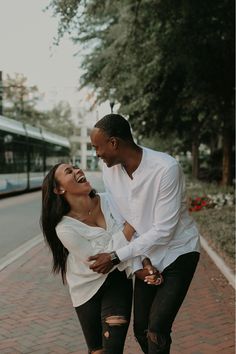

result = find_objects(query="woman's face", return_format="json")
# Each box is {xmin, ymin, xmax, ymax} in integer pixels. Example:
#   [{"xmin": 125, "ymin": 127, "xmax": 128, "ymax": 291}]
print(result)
[{"xmin": 54, "ymin": 164, "xmax": 92, "ymax": 196}]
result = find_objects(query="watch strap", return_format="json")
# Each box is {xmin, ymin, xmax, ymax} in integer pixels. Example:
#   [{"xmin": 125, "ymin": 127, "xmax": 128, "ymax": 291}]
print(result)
[{"xmin": 110, "ymin": 251, "xmax": 121, "ymax": 265}]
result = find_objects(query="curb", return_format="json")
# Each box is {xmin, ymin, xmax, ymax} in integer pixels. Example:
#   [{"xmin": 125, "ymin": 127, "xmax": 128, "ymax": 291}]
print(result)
[
  {"xmin": 0, "ymin": 233, "xmax": 43, "ymax": 271},
  {"xmin": 200, "ymin": 235, "xmax": 235, "ymax": 289}
]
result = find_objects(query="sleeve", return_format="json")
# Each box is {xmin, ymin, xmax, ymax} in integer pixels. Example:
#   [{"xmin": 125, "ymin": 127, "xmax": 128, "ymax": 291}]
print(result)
[
  {"xmin": 56, "ymin": 223, "xmax": 129, "ymax": 258},
  {"xmin": 116, "ymin": 164, "xmax": 184, "ymax": 261},
  {"xmin": 132, "ymin": 257, "xmax": 144, "ymax": 273},
  {"xmin": 56, "ymin": 224, "xmax": 93, "ymax": 260},
  {"xmin": 109, "ymin": 230, "xmax": 130, "ymax": 250}
]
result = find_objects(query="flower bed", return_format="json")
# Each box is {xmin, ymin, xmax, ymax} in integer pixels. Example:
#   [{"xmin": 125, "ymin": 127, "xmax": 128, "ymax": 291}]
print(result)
[
  {"xmin": 188, "ymin": 193, "xmax": 235, "ymax": 211},
  {"xmin": 187, "ymin": 180, "xmax": 235, "ymax": 271}
]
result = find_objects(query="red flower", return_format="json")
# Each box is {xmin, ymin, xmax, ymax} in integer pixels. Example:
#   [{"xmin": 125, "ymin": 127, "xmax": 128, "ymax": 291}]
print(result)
[{"xmin": 189, "ymin": 195, "xmax": 211, "ymax": 212}]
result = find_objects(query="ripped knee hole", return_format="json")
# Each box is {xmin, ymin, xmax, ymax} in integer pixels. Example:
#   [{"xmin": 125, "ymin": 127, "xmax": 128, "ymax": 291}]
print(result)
[
  {"xmin": 147, "ymin": 331, "xmax": 158, "ymax": 344},
  {"xmin": 105, "ymin": 315, "xmax": 128, "ymax": 326}
]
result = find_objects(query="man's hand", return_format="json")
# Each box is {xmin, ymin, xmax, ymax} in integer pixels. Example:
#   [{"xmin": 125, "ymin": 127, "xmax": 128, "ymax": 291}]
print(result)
[{"xmin": 88, "ymin": 253, "xmax": 113, "ymax": 274}]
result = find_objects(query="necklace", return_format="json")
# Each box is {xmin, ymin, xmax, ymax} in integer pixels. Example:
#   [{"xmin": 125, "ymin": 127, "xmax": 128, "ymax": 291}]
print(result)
[{"xmin": 69, "ymin": 197, "xmax": 96, "ymax": 221}]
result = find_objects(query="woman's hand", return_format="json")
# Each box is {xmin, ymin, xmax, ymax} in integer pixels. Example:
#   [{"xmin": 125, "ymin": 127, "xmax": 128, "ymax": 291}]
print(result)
[
  {"xmin": 144, "ymin": 271, "xmax": 164, "ymax": 286},
  {"xmin": 123, "ymin": 222, "xmax": 136, "ymax": 241},
  {"xmin": 135, "ymin": 257, "xmax": 164, "ymax": 286}
]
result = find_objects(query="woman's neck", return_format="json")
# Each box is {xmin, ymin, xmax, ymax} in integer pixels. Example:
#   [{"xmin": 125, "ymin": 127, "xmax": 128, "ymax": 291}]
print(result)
[{"xmin": 67, "ymin": 195, "xmax": 98, "ymax": 222}]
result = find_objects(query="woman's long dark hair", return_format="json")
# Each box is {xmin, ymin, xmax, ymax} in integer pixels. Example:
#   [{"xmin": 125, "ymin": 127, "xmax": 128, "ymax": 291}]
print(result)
[
  {"xmin": 40, "ymin": 163, "xmax": 69, "ymax": 283},
  {"xmin": 40, "ymin": 163, "xmax": 97, "ymax": 284}
]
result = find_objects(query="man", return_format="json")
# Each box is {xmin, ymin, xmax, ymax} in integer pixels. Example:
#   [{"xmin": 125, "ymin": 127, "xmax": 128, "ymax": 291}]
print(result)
[{"xmin": 89, "ymin": 114, "xmax": 200, "ymax": 354}]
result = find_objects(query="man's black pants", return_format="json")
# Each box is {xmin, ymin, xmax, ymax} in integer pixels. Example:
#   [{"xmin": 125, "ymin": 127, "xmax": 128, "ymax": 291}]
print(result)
[{"xmin": 134, "ymin": 252, "xmax": 200, "ymax": 354}]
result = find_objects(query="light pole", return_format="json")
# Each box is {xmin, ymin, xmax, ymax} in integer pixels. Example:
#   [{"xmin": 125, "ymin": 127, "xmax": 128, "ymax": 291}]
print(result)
[
  {"xmin": 109, "ymin": 88, "xmax": 115, "ymax": 113},
  {"xmin": 110, "ymin": 100, "xmax": 115, "ymax": 113}
]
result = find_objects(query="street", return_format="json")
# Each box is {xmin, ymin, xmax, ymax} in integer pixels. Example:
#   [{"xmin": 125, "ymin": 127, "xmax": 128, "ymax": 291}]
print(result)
[{"xmin": 0, "ymin": 171, "xmax": 104, "ymax": 260}]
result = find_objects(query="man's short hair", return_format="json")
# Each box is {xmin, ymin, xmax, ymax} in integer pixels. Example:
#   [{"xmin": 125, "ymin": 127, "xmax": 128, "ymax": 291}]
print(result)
[{"xmin": 95, "ymin": 114, "xmax": 133, "ymax": 141}]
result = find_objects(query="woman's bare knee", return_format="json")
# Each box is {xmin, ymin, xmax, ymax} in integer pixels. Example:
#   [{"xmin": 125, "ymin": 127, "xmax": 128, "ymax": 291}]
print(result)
[{"xmin": 105, "ymin": 315, "xmax": 128, "ymax": 326}]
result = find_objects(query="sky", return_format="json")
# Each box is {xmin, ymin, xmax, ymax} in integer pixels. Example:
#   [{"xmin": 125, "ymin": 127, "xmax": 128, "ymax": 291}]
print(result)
[{"xmin": 0, "ymin": 0, "xmax": 108, "ymax": 120}]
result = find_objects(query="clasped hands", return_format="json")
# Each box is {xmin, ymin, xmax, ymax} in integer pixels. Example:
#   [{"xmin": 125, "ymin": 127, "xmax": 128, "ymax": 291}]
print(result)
[
  {"xmin": 135, "ymin": 263, "xmax": 164, "ymax": 286},
  {"xmin": 88, "ymin": 254, "xmax": 163, "ymax": 286}
]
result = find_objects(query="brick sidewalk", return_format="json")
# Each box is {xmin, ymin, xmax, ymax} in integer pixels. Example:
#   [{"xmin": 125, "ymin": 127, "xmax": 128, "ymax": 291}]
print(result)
[{"xmin": 0, "ymin": 243, "xmax": 234, "ymax": 354}]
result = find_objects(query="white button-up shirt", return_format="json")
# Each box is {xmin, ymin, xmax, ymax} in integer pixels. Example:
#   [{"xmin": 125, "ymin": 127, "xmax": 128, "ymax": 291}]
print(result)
[
  {"xmin": 102, "ymin": 147, "xmax": 200, "ymax": 272},
  {"xmin": 56, "ymin": 193, "xmax": 131, "ymax": 307}
]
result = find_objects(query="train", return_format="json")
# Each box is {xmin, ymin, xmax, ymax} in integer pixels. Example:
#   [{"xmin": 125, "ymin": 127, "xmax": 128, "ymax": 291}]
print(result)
[{"xmin": 0, "ymin": 115, "xmax": 71, "ymax": 196}]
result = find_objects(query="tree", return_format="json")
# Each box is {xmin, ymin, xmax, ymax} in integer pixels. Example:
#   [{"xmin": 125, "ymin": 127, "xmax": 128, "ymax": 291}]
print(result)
[
  {"xmin": 3, "ymin": 73, "xmax": 43, "ymax": 126},
  {"xmin": 49, "ymin": 0, "xmax": 235, "ymax": 184},
  {"xmin": 42, "ymin": 101, "xmax": 75, "ymax": 137},
  {"xmin": 3, "ymin": 73, "xmax": 76, "ymax": 138}
]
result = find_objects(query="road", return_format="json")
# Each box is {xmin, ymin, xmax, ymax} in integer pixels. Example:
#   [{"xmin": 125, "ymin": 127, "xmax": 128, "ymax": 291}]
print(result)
[{"xmin": 0, "ymin": 171, "xmax": 104, "ymax": 260}]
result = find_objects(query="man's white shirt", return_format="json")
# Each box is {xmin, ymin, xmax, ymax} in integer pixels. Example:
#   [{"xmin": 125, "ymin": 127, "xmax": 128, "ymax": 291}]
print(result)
[{"xmin": 102, "ymin": 147, "xmax": 200, "ymax": 273}]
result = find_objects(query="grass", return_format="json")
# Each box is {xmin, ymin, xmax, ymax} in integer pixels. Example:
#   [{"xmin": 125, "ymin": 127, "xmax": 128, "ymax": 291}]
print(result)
[
  {"xmin": 186, "ymin": 178, "xmax": 234, "ymax": 196},
  {"xmin": 191, "ymin": 206, "xmax": 235, "ymax": 270}
]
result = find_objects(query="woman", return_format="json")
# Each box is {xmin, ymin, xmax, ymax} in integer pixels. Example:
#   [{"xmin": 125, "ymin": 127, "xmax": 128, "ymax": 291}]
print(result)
[{"xmin": 40, "ymin": 163, "xmax": 161, "ymax": 354}]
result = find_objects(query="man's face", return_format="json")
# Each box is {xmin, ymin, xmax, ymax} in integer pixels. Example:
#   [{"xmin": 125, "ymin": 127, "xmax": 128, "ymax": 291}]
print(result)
[{"xmin": 90, "ymin": 127, "xmax": 120, "ymax": 168}]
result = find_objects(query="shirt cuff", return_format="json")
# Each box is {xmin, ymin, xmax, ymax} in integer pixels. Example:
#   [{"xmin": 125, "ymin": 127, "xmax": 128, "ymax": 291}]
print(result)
[
  {"xmin": 116, "ymin": 244, "xmax": 132, "ymax": 262},
  {"xmin": 132, "ymin": 257, "xmax": 143, "ymax": 273}
]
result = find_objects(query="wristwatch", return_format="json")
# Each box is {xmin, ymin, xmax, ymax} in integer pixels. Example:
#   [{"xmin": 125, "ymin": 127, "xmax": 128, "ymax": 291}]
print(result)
[{"xmin": 109, "ymin": 251, "xmax": 121, "ymax": 265}]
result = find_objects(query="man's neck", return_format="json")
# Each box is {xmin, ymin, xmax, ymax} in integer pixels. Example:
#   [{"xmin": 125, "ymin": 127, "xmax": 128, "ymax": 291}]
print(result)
[{"xmin": 121, "ymin": 145, "xmax": 143, "ymax": 178}]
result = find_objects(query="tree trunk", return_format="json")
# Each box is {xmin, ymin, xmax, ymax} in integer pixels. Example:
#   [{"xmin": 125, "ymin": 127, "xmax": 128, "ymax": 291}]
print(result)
[
  {"xmin": 221, "ymin": 123, "xmax": 232, "ymax": 185},
  {"xmin": 192, "ymin": 140, "xmax": 199, "ymax": 179}
]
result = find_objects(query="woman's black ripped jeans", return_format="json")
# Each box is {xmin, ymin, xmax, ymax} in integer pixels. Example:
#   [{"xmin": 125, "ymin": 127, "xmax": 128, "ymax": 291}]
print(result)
[
  {"xmin": 75, "ymin": 269, "xmax": 133, "ymax": 354},
  {"xmin": 134, "ymin": 252, "xmax": 200, "ymax": 354}
]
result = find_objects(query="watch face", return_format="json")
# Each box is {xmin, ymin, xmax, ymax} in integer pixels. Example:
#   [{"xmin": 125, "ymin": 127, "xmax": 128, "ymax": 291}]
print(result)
[
  {"xmin": 110, "ymin": 252, "xmax": 116, "ymax": 261},
  {"xmin": 110, "ymin": 252, "xmax": 120, "ymax": 265}
]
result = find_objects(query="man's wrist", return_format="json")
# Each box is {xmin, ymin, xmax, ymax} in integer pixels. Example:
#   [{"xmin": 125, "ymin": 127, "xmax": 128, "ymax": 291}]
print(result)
[
  {"xmin": 142, "ymin": 257, "xmax": 151, "ymax": 267},
  {"xmin": 109, "ymin": 251, "xmax": 121, "ymax": 265}
]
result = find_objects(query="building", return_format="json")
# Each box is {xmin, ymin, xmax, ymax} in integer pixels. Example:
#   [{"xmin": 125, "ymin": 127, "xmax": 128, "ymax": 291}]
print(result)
[{"xmin": 70, "ymin": 99, "xmax": 113, "ymax": 170}]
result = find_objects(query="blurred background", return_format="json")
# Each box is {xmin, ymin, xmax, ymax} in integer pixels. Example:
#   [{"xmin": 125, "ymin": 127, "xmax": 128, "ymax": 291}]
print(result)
[{"xmin": 0, "ymin": 0, "xmax": 234, "ymax": 182}]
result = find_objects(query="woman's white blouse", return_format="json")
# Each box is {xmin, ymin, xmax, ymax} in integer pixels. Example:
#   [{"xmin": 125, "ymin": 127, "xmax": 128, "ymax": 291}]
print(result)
[{"xmin": 56, "ymin": 193, "xmax": 131, "ymax": 307}]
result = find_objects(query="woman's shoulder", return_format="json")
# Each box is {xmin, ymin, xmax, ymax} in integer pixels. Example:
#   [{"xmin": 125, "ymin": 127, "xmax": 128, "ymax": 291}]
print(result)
[{"xmin": 56, "ymin": 216, "xmax": 84, "ymax": 234}]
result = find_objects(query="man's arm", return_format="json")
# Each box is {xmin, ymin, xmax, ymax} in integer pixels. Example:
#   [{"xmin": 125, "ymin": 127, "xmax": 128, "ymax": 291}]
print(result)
[{"xmin": 89, "ymin": 164, "xmax": 183, "ymax": 272}]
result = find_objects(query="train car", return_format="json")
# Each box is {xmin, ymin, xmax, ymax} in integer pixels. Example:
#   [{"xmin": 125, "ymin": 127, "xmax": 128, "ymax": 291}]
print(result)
[{"xmin": 0, "ymin": 115, "xmax": 71, "ymax": 196}]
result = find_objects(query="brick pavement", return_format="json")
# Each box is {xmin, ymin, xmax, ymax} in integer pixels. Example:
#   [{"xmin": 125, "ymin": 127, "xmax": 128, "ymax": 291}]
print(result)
[{"xmin": 0, "ymin": 243, "xmax": 234, "ymax": 354}]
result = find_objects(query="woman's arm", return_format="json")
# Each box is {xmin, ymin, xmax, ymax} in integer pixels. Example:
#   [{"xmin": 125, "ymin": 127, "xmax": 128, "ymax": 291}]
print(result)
[{"xmin": 122, "ymin": 222, "xmax": 136, "ymax": 241}]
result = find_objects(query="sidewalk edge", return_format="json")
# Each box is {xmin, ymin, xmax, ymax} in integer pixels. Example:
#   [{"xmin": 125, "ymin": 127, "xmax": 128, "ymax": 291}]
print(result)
[
  {"xmin": 0, "ymin": 234, "xmax": 43, "ymax": 271},
  {"xmin": 200, "ymin": 235, "xmax": 235, "ymax": 289}
]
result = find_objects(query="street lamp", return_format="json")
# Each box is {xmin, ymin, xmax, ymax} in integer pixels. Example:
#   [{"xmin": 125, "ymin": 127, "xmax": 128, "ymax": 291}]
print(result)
[
  {"xmin": 109, "ymin": 88, "xmax": 116, "ymax": 113},
  {"xmin": 110, "ymin": 100, "xmax": 115, "ymax": 113}
]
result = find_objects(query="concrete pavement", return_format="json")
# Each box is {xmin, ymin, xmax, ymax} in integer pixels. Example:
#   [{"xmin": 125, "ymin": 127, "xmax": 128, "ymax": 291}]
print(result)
[{"xmin": 0, "ymin": 241, "xmax": 235, "ymax": 354}]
